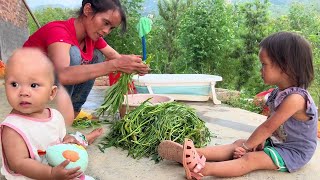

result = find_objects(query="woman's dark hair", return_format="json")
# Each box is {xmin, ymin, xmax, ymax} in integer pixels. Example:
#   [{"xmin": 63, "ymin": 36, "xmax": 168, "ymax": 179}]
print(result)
[
  {"xmin": 259, "ymin": 32, "xmax": 314, "ymax": 89},
  {"xmin": 78, "ymin": 0, "xmax": 127, "ymax": 32}
]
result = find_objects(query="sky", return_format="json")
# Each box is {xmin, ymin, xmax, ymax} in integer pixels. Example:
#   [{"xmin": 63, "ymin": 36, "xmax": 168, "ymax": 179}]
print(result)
[{"xmin": 26, "ymin": 0, "xmax": 81, "ymax": 9}]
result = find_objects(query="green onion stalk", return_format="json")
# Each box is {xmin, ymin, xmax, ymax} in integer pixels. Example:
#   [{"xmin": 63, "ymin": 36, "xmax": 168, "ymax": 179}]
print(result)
[
  {"xmin": 98, "ymin": 101, "xmax": 212, "ymax": 163},
  {"xmin": 96, "ymin": 56, "xmax": 152, "ymax": 118},
  {"xmin": 96, "ymin": 73, "xmax": 134, "ymax": 117}
]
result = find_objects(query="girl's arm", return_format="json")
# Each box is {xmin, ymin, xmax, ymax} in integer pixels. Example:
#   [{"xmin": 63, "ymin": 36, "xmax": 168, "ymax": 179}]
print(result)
[
  {"xmin": 244, "ymin": 94, "xmax": 306, "ymax": 150},
  {"xmin": 1, "ymin": 126, "xmax": 80, "ymax": 179},
  {"xmin": 47, "ymin": 42, "xmax": 149, "ymax": 85}
]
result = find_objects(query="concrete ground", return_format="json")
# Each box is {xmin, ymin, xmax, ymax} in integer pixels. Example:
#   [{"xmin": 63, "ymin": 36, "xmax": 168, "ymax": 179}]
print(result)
[{"xmin": 0, "ymin": 82, "xmax": 319, "ymax": 180}]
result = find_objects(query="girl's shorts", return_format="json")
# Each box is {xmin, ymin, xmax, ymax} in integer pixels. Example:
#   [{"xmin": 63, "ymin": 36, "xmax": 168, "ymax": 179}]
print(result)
[{"xmin": 263, "ymin": 139, "xmax": 288, "ymax": 172}]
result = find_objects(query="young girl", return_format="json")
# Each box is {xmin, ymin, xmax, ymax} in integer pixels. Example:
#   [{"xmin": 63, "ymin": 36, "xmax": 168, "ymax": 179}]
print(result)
[
  {"xmin": 158, "ymin": 32, "xmax": 318, "ymax": 179},
  {"xmin": 1, "ymin": 48, "xmax": 93, "ymax": 180}
]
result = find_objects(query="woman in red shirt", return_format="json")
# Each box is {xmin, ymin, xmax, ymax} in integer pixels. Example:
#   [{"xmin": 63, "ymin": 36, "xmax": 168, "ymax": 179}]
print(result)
[{"xmin": 24, "ymin": 0, "xmax": 149, "ymax": 143}]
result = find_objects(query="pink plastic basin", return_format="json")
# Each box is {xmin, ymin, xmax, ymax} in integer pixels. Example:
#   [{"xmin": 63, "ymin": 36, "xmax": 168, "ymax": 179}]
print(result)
[{"xmin": 119, "ymin": 94, "xmax": 174, "ymax": 118}]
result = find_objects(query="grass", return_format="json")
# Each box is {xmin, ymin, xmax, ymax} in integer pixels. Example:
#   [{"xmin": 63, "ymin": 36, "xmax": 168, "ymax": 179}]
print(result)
[
  {"xmin": 224, "ymin": 95, "xmax": 263, "ymax": 114},
  {"xmin": 71, "ymin": 117, "xmax": 103, "ymax": 129}
]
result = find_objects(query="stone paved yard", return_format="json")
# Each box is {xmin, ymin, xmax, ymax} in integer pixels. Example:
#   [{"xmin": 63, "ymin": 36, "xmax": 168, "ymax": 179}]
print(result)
[{"xmin": 0, "ymin": 82, "xmax": 319, "ymax": 180}]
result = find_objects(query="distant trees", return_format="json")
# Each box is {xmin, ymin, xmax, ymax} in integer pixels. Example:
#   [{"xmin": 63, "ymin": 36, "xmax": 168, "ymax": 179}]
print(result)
[
  {"xmin": 27, "ymin": 0, "xmax": 320, "ymax": 104},
  {"xmin": 28, "ymin": 8, "xmax": 75, "ymax": 34},
  {"xmin": 105, "ymin": 0, "xmax": 144, "ymax": 55},
  {"xmin": 156, "ymin": 0, "xmax": 182, "ymax": 73},
  {"xmin": 234, "ymin": 0, "xmax": 270, "ymax": 92},
  {"xmin": 178, "ymin": 0, "xmax": 234, "ymax": 75}
]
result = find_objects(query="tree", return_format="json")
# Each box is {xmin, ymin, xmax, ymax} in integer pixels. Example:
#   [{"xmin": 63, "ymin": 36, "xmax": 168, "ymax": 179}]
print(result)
[
  {"xmin": 28, "ymin": 7, "xmax": 76, "ymax": 34},
  {"xmin": 105, "ymin": 0, "xmax": 144, "ymax": 55},
  {"xmin": 234, "ymin": 0, "xmax": 270, "ymax": 92},
  {"xmin": 177, "ymin": 0, "xmax": 235, "ymax": 75},
  {"xmin": 155, "ymin": 0, "xmax": 183, "ymax": 73},
  {"xmin": 145, "ymin": 0, "xmax": 192, "ymax": 74},
  {"xmin": 272, "ymin": 1, "xmax": 320, "ymax": 105},
  {"xmin": 287, "ymin": 2, "xmax": 320, "ymax": 105}
]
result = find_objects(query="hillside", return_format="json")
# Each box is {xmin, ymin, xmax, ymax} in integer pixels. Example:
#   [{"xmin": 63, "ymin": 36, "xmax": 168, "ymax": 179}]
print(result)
[
  {"xmin": 143, "ymin": 0, "xmax": 319, "ymax": 16},
  {"xmin": 33, "ymin": 4, "xmax": 69, "ymax": 10},
  {"xmin": 233, "ymin": 0, "xmax": 313, "ymax": 5},
  {"xmin": 29, "ymin": 0, "xmax": 319, "ymax": 17},
  {"xmin": 228, "ymin": 0, "xmax": 319, "ymax": 16}
]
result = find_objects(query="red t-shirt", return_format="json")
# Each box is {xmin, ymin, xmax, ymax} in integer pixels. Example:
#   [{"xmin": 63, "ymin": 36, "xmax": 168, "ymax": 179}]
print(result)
[{"xmin": 23, "ymin": 18, "xmax": 107, "ymax": 61}]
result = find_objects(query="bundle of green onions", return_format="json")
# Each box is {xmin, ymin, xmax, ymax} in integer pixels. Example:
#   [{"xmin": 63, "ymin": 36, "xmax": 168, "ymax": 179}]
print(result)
[
  {"xmin": 96, "ymin": 73, "xmax": 133, "ymax": 117},
  {"xmin": 98, "ymin": 101, "xmax": 212, "ymax": 163}
]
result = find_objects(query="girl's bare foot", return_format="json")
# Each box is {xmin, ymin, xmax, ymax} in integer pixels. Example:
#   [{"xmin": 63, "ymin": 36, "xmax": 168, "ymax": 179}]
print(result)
[{"xmin": 85, "ymin": 128, "xmax": 103, "ymax": 144}]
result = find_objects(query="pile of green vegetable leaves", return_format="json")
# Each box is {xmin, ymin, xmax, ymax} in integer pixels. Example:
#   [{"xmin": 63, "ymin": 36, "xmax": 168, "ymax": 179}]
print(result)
[
  {"xmin": 98, "ymin": 101, "xmax": 212, "ymax": 163},
  {"xmin": 72, "ymin": 117, "xmax": 102, "ymax": 129}
]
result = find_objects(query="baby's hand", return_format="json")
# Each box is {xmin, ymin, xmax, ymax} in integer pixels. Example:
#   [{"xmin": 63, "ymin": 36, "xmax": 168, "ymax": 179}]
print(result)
[
  {"xmin": 233, "ymin": 146, "xmax": 247, "ymax": 159},
  {"xmin": 51, "ymin": 160, "xmax": 82, "ymax": 180},
  {"xmin": 62, "ymin": 135, "xmax": 81, "ymax": 146}
]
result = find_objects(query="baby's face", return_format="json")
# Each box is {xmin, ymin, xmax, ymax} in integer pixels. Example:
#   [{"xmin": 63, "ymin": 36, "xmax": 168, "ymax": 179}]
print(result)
[{"xmin": 4, "ymin": 49, "xmax": 57, "ymax": 118}]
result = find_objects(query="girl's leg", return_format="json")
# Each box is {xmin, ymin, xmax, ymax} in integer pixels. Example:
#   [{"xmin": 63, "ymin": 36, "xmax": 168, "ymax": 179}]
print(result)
[
  {"xmin": 201, "ymin": 151, "xmax": 278, "ymax": 177},
  {"xmin": 197, "ymin": 139, "xmax": 246, "ymax": 161},
  {"xmin": 158, "ymin": 139, "xmax": 247, "ymax": 163}
]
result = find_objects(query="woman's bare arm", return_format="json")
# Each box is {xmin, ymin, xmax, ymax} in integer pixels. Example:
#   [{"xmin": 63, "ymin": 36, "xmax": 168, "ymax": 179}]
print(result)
[
  {"xmin": 47, "ymin": 42, "xmax": 149, "ymax": 85},
  {"xmin": 47, "ymin": 42, "xmax": 117, "ymax": 85}
]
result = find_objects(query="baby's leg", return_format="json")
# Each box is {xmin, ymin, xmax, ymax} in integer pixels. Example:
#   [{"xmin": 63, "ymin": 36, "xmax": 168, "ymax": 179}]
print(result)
[
  {"xmin": 197, "ymin": 139, "xmax": 246, "ymax": 161},
  {"xmin": 201, "ymin": 151, "xmax": 277, "ymax": 177},
  {"xmin": 85, "ymin": 128, "xmax": 103, "ymax": 145}
]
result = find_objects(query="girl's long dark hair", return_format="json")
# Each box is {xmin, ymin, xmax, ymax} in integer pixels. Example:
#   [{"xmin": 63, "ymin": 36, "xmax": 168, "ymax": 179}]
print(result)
[{"xmin": 259, "ymin": 32, "xmax": 314, "ymax": 89}]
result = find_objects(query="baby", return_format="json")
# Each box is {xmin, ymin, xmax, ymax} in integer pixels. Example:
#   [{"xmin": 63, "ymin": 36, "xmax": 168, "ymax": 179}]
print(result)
[{"xmin": 1, "ymin": 48, "xmax": 94, "ymax": 180}]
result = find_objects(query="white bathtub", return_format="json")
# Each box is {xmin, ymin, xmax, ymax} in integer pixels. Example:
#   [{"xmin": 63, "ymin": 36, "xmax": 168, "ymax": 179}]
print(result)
[{"xmin": 132, "ymin": 74, "xmax": 223, "ymax": 104}]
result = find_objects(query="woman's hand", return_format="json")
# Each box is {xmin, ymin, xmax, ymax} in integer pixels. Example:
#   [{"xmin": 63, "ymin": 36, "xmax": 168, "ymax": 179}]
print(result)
[
  {"xmin": 111, "ymin": 54, "xmax": 150, "ymax": 75},
  {"xmin": 50, "ymin": 160, "xmax": 82, "ymax": 180}
]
